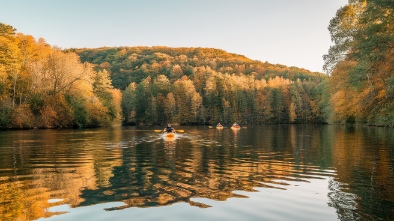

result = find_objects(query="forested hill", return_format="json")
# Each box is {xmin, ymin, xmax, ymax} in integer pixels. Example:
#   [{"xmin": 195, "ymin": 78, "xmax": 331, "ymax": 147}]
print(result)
[
  {"xmin": 71, "ymin": 47, "xmax": 330, "ymax": 126},
  {"xmin": 0, "ymin": 20, "xmax": 330, "ymax": 129},
  {"xmin": 71, "ymin": 47, "xmax": 324, "ymax": 90}
]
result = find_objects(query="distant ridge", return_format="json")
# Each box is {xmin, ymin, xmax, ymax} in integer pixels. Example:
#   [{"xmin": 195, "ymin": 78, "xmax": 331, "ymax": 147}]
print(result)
[
  {"xmin": 69, "ymin": 46, "xmax": 329, "ymax": 126},
  {"xmin": 71, "ymin": 46, "xmax": 324, "ymax": 90}
]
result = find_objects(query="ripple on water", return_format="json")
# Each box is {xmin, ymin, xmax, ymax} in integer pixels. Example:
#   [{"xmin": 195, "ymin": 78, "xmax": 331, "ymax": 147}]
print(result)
[{"xmin": 1, "ymin": 126, "xmax": 392, "ymax": 221}]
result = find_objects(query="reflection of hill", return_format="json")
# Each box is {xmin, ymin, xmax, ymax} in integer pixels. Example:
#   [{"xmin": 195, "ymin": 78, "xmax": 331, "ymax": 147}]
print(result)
[
  {"xmin": 77, "ymin": 146, "xmax": 296, "ymax": 209},
  {"xmin": 0, "ymin": 128, "xmax": 124, "ymax": 220},
  {"xmin": 0, "ymin": 126, "xmax": 337, "ymax": 220},
  {"xmin": 1, "ymin": 126, "xmax": 393, "ymax": 220},
  {"xmin": 0, "ymin": 179, "xmax": 64, "ymax": 221},
  {"xmin": 77, "ymin": 126, "xmax": 335, "ymax": 210}
]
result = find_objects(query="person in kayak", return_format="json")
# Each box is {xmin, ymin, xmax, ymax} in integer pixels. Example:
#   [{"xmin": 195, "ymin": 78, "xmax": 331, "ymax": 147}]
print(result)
[{"xmin": 163, "ymin": 124, "xmax": 175, "ymax": 133}]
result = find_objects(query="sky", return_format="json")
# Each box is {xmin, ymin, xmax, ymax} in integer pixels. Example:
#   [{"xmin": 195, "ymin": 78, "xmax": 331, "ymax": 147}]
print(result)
[{"xmin": 0, "ymin": 0, "xmax": 347, "ymax": 73}]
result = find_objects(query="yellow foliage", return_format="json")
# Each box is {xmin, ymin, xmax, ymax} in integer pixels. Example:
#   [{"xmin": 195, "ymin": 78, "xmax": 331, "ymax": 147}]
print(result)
[
  {"xmin": 377, "ymin": 89, "xmax": 386, "ymax": 99},
  {"xmin": 267, "ymin": 76, "xmax": 292, "ymax": 88},
  {"xmin": 109, "ymin": 88, "xmax": 123, "ymax": 121}
]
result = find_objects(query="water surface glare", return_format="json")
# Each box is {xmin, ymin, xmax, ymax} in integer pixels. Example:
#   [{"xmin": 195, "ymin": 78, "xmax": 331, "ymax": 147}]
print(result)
[{"xmin": 0, "ymin": 125, "xmax": 393, "ymax": 221}]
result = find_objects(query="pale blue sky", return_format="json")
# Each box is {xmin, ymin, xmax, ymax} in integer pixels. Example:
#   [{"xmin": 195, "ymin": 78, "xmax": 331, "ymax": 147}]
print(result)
[{"xmin": 0, "ymin": 0, "xmax": 346, "ymax": 73}]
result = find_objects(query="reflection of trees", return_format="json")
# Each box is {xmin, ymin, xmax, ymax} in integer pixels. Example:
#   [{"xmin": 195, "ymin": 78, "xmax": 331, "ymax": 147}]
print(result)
[
  {"xmin": 327, "ymin": 178, "xmax": 359, "ymax": 220},
  {"xmin": 0, "ymin": 180, "xmax": 59, "ymax": 220},
  {"xmin": 0, "ymin": 128, "xmax": 124, "ymax": 220},
  {"xmin": 1, "ymin": 126, "xmax": 393, "ymax": 220},
  {"xmin": 0, "ymin": 125, "xmax": 336, "ymax": 219},
  {"xmin": 329, "ymin": 126, "xmax": 394, "ymax": 220},
  {"xmin": 76, "ymin": 126, "xmax": 334, "ymax": 210}
]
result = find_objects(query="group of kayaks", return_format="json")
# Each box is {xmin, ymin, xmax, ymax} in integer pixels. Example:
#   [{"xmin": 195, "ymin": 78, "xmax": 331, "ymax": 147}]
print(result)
[
  {"xmin": 158, "ymin": 122, "xmax": 244, "ymax": 140},
  {"xmin": 210, "ymin": 122, "xmax": 244, "ymax": 130}
]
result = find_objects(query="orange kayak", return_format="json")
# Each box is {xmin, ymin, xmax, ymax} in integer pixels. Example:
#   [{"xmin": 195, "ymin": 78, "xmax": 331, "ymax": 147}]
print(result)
[
  {"xmin": 162, "ymin": 132, "xmax": 176, "ymax": 141},
  {"xmin": 166, "ymin": 133, "xmax": 175, "ymax": 137}
]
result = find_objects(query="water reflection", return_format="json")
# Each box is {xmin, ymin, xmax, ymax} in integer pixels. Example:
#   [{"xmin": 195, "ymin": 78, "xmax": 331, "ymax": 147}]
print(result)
[{"xmin": 0, "ymin": 125, "xmax": 393, "ymax": 220}]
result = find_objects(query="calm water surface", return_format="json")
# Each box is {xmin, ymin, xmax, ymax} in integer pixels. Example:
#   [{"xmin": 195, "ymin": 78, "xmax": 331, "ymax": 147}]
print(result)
[{"xmin": 0, "ymin": 125, "xmax": 393, "ymax": 221}]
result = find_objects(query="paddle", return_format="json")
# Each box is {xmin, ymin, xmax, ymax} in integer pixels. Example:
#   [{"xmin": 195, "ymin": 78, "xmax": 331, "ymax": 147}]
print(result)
[{"xmin": 154, "ymin": 129, "xmax": 184, "ymax": 133}]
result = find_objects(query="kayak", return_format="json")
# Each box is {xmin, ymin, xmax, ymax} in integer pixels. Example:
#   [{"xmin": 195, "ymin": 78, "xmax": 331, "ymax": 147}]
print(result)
[
  {"xmin": 162, "ymin": 132, "xmax": 176, "ymax": 141},
  {"xmin": 231, "ymin": 125, "xmax": 240, "ymax": 130},
  {"xmin": 216, "ymin": 125, "xmax": 224, "ymax": 129},
  {"xmin": 165, "ymin": 132, "xmax": 175, "ymax": 138}
]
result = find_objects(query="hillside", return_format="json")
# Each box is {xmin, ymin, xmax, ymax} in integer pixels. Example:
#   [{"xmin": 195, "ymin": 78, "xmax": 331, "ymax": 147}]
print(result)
[
  {"xmin": 72, "ymin": 47, "xmax": 330, "ymax": 125},
  {"xmin": 0, "ymin": 20, "xmax": 329, "ymax": 129},
  {"xmin": 71, "ymin": 47, "xmax": 324, "ymax": 90}
]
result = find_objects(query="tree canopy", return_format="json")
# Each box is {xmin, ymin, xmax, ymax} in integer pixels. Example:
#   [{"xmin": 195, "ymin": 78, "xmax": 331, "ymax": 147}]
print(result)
[
  {"xmin": 0, "ymin": 23, "xmax": 121, "ymax": 129},
  {"xmin": 4, "ymin": 3, "xmax": 393, "ymax": 129},
  {"xmin": 324, "ymin": 0, "xmax": 394, "ymax": 126},
  {"xmin": 73, "ymin": 46, "xmax": 329, "ymax": 125}
]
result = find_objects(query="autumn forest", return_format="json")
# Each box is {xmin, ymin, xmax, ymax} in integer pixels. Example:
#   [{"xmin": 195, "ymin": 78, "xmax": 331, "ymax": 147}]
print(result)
[{"xmin": 0, "ymin": 0, "xmax": 393, "ymax": 128}]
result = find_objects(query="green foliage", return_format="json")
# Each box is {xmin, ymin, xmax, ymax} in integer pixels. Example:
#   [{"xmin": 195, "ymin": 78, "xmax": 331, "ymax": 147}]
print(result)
[
  {"xmin": 270, "ymin": 88, "xmax": 288, "ymax": 123},
  {"xmin": 28, "ymin": 93, "xmax": 45, "ymax": 115},
  {"xmin": 324, "ymin": 0, "xmax": 394, "ymax": 127},
  {"xmin": 121, "ymin": 83, "xmax": 137, "ymax": 124},
  {"xmin": 0, "ymin": 100, "xmax": 12, "ymax": 128},
  {"xmin": 314, "ymin": 78, "xmax": 333, "ymax": 123},
  {"xmin": 120, "ymin": 73, "xmax": 327, "ymax": 125},
  {"xmin": 65, "ymin": 95, "xmax": 88, "ymax": 128},
  {"xmin": 0, "ymin": 23, "xmax": 16, "ymax": 36}
]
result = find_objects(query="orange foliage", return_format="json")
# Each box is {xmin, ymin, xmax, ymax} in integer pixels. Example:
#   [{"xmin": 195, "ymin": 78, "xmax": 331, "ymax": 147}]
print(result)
[{"xmin": 267, "ymin": 76, "xmax": 292, "ymax": 88}]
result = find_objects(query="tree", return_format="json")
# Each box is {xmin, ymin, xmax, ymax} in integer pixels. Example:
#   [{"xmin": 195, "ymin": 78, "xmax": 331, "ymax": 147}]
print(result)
[
  {"xmin": 164, "ymin": 92, "xmax": 176, "ymax": 122},
  {"xmin": 32, "ymin": 50, "xmax": 94, "ymax": 96},
  {"xmin": 323, "ymin": 1, "xmax": 366, "ymax": 75},
  {"xmin": 254, "ymin": 90, "xmax": 272, "ymax": 123},
  {"xmin": 134, "ymin": 77, "xmax": 152, "ymax": 124},
  {"xmin": 122, "ymin": 83, "xmax": 137, "ymax": 124},
  {"xmin": 152, "ymin": 75, "xmax": 171, "ymax": 123},
  {"xmin": 191, "ymin": 92, "xmax": 203, "ymax": 123},
  {"xmin": 270, "ymin": 88, "xmax": 287, "ymax": 123},
  {"xmin": 324, "ymin": 0, "xmax": 394, "ymax": 126},
  {"xmin": 0, "ymin": 23, "xmax": 16, "ymax": 36},
  {"xmin": 170, "ymin": 64, "xmax": 183, "ymax": 81},
  {"xmin": 93, "ymin": 69, "xmax": 113, "ymax": 94},
  {"xmin": 0, "ymin": 30, "xmax": 22, "ymax": 107},
  {"xmin": 173, "ymin": 76, "xmax": 197, "ymax": 123}
]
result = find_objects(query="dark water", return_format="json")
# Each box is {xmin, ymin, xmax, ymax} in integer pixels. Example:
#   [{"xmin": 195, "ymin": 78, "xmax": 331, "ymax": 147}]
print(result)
[{"xmin": 0, "ymin": 125, "xmax": 393, "ymax": 221}]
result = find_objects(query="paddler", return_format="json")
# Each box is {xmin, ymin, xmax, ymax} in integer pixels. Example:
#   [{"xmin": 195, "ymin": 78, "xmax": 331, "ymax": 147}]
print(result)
[{"xmin": 163, "ymin": 123, "xmax": 175, "ymax": 133}]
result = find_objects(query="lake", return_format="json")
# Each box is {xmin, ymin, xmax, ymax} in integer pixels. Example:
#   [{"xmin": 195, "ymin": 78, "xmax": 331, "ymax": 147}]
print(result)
[{"xmin": 0, "ymin": 125, "xmax": 393, "ymax": 221}]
